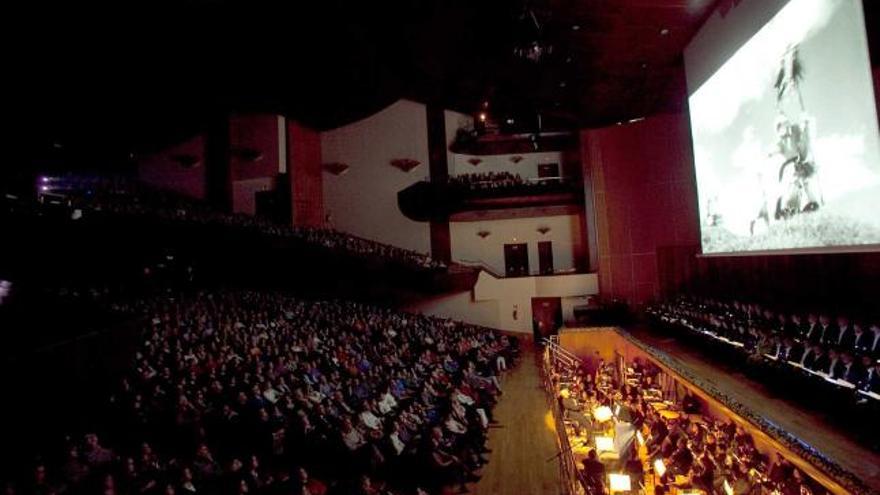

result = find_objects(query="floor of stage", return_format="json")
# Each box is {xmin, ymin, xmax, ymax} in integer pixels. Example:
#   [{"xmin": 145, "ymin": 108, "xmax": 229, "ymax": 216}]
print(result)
[
  {"xmin": 625, "ymin": 324, "xmax": 880, "ymax": 492},
  {"xmin": 466, "ymin": 343, "xmax": 562, "ymax": 495}
]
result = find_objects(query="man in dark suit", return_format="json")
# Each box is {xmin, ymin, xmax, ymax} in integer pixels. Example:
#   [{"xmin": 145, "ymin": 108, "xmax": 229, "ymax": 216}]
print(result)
[
  {"xmin": 580, "ymin": 449, "xmax": 605, "ymax": 492},
  {"xmin": 835, "ymin": 316, "xmax": 854, "ymax": 349},
  {"xmin": 825, "ymin": 347, "xmax": 843, "ymax": 378},
  {"xmin": 817, "ymin": 314, "xmax": 838, "ymax": 346},
  {"xmin": 860, "ymin": 359, "xmax": 880, "ymax": 393},
  {"xmin": 801, "ymin": 343, "xmax": 828, "ymax": 372},
  {"xmin": 838, "ymin": 350, "xmax": 864, "ymax": 384},
  {"xmin": 869, "ymin": 323, "xmax": 880, "ymax": 358},
  {"xmin": 776, "ymin": 336, "xmax": 802, "ymax": 362},
  {"xmin": 852, "ymin": 322, "xmax": 871, "ymax": 354},
  {"xmin": 802, "ymin": 313, "xmax": 822, "ymax": 343},
  {"xmin": 777, "ymin": 313, "xmax": 797, "ymax": 338}
]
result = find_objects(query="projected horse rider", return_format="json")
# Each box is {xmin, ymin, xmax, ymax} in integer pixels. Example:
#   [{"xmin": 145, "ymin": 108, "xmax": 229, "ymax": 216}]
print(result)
[
  {"xmin": 773, "ymin": 46, "xmax": 824, "ymax": 218},
  {"xmin": 753, "ymin": 44, "xmax": 823, "ymax": 235}
]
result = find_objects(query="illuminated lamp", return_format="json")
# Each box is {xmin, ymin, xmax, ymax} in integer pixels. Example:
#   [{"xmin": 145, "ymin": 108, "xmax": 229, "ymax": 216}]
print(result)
[
  {"xmin": 594, "ymin": 436, "xmax": 614, "ymax": 452},
  {"xmin": 608, "ymin": 473, "xmax": 631, "ymax": 493},
  {"xmin": 593, "ymin": 406, "xmax": 613, "ymax": 422},
  {"xmin": 653, "ymin": 459, "xmax": 667, "ymax": 477},
  {"xmin": 479, "ymin": 112, "xmax": 487, "ymax": 122}
]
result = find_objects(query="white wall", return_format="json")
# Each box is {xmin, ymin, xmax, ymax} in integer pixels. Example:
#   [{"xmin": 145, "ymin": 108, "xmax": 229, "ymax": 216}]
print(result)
[
  {"xmin": 321, "ymin": 100, "xmax": 431, "ymax": 253},
  {"xmin": 451, "ymin": 214, "xmax": 585, "ymax": 275},
  {"xmin": 406, "ymin": 271, "xmax": 599, "ymax": 333},
  {"xmin": 405, "ymin": 291, "xmax": 502, "ymax": 329}
]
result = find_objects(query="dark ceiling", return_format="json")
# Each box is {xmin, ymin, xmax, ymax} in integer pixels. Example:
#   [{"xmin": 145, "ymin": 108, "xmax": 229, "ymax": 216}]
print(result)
[{"xmin": 3, "ymin": 0, "xmax": 877, "ymax": 171}]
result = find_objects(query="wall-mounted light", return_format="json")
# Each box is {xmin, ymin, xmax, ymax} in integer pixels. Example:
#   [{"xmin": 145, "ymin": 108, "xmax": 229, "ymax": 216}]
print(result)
[
  {"xmin": 467, "ymin": 157, "xmax": 482, "ymax": 166},
  {"xmin": 477, "ymin": 230, "xmax": 491, "ymax": 239},
  {"xmin": 537, "ymin": 225, "xmax": 551, "ymax": 235},
  {"xmin": 172, "ymin": 154, "xmax": 201, "ymax": 169},
  {"xmin": 322, "ymin": 162, "xmax": 350, "ymax": 176},
  {"xmin": 232, "ymin": 147, "xmax": 264, "ymax": 163},
  {"xmin": 509, "ymin": 155, "xmax": 524, "ymax": 164},
  {"xmin": 479, "ymin": 112, "xmax": 487, "ymax": 122},
  {"xmin": 390, "ymin": 158, "xmax": 421, "ymax": 172}
]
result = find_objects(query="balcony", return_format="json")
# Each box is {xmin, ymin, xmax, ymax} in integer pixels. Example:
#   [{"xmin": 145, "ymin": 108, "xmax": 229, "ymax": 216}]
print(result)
[{"xmin": 398, "ymin": 175, "xmax": 584, "ymax": 222}]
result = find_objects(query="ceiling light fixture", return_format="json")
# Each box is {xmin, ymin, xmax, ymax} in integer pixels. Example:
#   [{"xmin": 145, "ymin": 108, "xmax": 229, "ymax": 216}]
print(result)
[
  {"xmin": 571, "ymin": 24, "xmax": 580, "ymax": 31},
  {"xmin": 660, "ymin": 28, "xmax": 670, "ymax": 36}
]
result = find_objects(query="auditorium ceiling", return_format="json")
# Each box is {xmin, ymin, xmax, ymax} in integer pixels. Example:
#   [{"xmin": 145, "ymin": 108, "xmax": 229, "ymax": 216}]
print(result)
[{"xmin": 4, "ymin": 0, "xmax": 877, "ymax": 169}]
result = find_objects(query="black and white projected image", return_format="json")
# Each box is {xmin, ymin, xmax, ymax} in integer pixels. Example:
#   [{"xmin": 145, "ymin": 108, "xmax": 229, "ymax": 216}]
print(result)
[{"xmin": 690, "ymin": 0, "xmax": 880, "ymax": 254}]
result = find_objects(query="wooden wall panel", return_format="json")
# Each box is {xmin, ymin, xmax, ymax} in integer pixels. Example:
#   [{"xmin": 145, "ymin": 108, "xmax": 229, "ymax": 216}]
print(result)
[
  {"xmin": 581, "ymin": 112, "xmax": 700, "ymax": 307},
  {"xmin": 288, "ymin": 122, "xmax": 324, "ymax": 227}
]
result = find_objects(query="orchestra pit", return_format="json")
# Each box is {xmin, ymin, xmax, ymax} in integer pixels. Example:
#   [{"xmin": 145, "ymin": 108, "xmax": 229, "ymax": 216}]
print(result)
[{"xmin": 2, "ymin": 0, "xmax": 880, "ymax": 494}]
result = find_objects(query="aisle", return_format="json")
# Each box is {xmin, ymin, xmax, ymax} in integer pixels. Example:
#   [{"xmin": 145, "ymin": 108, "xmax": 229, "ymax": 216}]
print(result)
[{"xmin": 468, "ymin": 344, "xmax": 562, "ymax": 495}]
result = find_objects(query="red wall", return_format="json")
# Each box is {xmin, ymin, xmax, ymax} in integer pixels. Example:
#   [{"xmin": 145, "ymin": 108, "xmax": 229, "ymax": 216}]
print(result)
[
  {"xmin": 288, "ymin": 122, "xmax": 324, "ymax": 227},
  {"xmin": 229, "ymin": 114, "xmax": 280, "ymax": 182},
  {"xmin": 138, "ymin": 134, "xmax": 207, "ymax": 199},
  {"xmin": 581, "ymin": 113, "xmax": 700, "ymax": 306}
]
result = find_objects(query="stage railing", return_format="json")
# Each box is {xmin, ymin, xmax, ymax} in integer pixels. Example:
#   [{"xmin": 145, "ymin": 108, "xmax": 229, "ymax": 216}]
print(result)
[
  {"xmin": 543, "ymin": 336, "xmax": 581, "ymax": 372},
  {"xmin": 541, "ymin": 339, "xmax": 585, "ymax": 495}
]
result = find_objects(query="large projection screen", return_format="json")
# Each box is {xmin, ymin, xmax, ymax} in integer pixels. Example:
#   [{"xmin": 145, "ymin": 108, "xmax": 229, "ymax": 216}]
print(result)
[{"xmin": 687, "ymin": 0, "xmax": 880, "ymax": 255}]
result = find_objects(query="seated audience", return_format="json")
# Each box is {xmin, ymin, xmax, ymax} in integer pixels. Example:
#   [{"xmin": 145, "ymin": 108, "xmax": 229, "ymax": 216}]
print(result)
[{"xmin": 1, "ymin": 290, "xmax": 516, "ymax": 495}]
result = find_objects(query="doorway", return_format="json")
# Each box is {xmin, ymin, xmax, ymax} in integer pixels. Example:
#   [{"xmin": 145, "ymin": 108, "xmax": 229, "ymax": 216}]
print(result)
[
  {"xmin": 532, "ymin": 297, "xmax": 562, "ymax": 341},
  {"xmin": 538, "ymin": 241, "xmax": 554, "ymax": 275},
  {"xmin": 504, "ymin": 243, "xmax": 529, "ymax": 277},
  {"xmin": 538, "ymin": 163, "xmax": 561, "ymax": 184}
]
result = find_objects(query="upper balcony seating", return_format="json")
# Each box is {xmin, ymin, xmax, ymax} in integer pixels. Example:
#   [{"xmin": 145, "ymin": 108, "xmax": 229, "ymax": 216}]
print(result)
[{"xmin": 398, "ymin": 172, "xmax": 583, "ymax": 222}]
